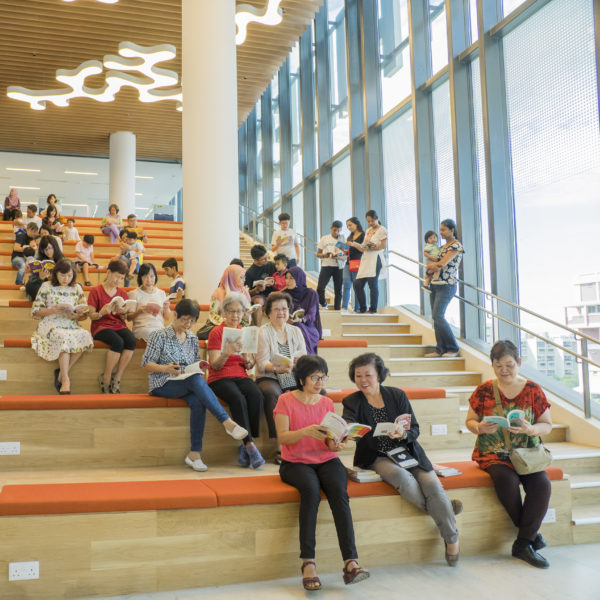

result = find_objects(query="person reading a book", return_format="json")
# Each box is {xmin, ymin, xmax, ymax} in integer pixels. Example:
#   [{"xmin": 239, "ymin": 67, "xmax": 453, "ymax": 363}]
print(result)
[
  {"xmin": 87, "ymin": 259, "xmax": 137, "ymax": 394},
  {"xmin": 342, "ymin": 217, "xmax": 365, "ymax": 312},
  {"xmin": 271, "ymin": 212, "xmax": 300, "ymax": 268},
  {"xmin": 206, "ymin": 292, "xmax": 265, "ymax": 470},
  {"xmin": 42, "ymin": 204, "xmax": 63, "ymax": 237},
  {"xmin": 245, "ymin": 244, "xmax": 277, "ymax": 325},
  {"xmin": 12, "ymin": 221, "xmax": 39, "ymax": 286},
  {"xmin": 162, "ymin": 257, "xmax": 186, "ymax": 303},
  {"xmin": 31, "ymin": 259, "xmax": 93, "ymax": 394},
  {"xmin": 40, "ymin": 193, "xmax": 61, "ymax": 219},
  {"xmin": 316, "ymin": 220, "xmax": 346, "ymax": 311},
  {"xmin": 25, "ymin": 235, "xmax": 65, "ymax": 301},
  {"xmin": 352, "ymin": 210, "xmax": 387, "ymax": 314},
  {"xmin": 74, "ymin": 234, "xmax": 96, "ymax": 287},
  {"xmin": 142, "ymin": 299, "xmax": 248, "ymax": 473},
  {"xmin": 127, "ymin": 263, "xmax": 171, "ymax": 342},
  {"xmin": 342, "ymin": 353, "xmax": 462, "ymax": 566},
  {"xmin": 100, "ymin": 203, "xmax": 123, "ymax": 244},
  {"xmin": 285, "ymin": 267, "xmax": 322, "ymax": 355},
  {"xmin": 3, "ymin": 188, "xmax": 21, "ymax": 220},
  {"xmin": 272, "ymin": 253, "xmax": 289, "ymax": 291},
  {"xmin": 256, "ymin": 292, "xmax": 307, "ymax": 464},
  {"xmin": 124, "ymin": 214, "xmax": 148, "ymax": 244},
  {"xmin": 465, "ymin": 340, "xmax": 553, "ymax": 569},
  {"xmin": 274, "ymin": 355, "xmax": 370, "ymax": 591},
  {"xmin": 22, "ymin": 247, "xmax": 36, "ymax": 285}
]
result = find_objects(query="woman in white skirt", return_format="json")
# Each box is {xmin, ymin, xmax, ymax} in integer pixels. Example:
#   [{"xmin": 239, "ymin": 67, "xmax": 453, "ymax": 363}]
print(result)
[{"xmin": 31, "ymin": 259, "xmax": 93, "ymax": 394}]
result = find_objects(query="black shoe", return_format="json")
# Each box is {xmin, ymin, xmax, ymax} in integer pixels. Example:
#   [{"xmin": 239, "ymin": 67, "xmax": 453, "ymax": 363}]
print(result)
[
  {"xmin": 53, "ymin": 369, "xmax": 61, "ymax": 393},
  {"xmin": 511, "ymin": 538, "xmax": 549, "ymax": 569},
  {"xmin": 532, "ymin": 533, "xmax": 547, "ymax": 551}
]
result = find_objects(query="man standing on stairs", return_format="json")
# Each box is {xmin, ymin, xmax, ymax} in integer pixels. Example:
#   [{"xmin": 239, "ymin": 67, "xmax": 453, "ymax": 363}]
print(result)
[
  {"xmin": 271, "ymin": 213, "xmax": 300, "ymax": 268},
  {"xmin": 316, "ymin": 220, "xmax": 345, "ymax": 310}
]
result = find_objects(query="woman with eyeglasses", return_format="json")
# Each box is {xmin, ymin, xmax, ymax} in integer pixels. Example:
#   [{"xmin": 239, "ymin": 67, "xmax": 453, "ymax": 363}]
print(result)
[
  {"xmin": 274, "ymin": 354, "xmax": 369, "ymax": 591},
  {"xmin": 207, "ymin": 292, "xmax": 266, "ymax": 470},
  {"xmin": 142, "ymin": 299, "xmax": 248, "ymax": 472},
  {"xmin": 256, "ymin": 291, "xmax": 307, "ymax": 464}
]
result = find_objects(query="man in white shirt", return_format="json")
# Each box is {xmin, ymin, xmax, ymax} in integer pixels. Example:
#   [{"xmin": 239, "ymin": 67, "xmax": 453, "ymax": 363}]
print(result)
[
  {"xmin": 271, "ymin": 212, "xmax": 300, "ymax": 267},
  {"xmin": 316, "ymin": 220, "xmax": 345, "ymax": 310},
  {"xmin": 23, "ymin": 204, "xmax": 42, "ymax": 229}
]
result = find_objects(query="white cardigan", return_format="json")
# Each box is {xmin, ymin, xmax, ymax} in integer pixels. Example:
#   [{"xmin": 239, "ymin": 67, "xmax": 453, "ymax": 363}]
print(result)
[{"xmin": 256, "ymin": 322, "xmax": 307, "ymax": 380}]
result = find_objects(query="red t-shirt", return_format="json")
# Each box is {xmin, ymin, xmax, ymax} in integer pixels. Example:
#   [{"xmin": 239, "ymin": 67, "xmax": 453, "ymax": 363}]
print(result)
[
  {"xmin": 87, "ymin": 284, "xmax": 129, "ymax": 337},
  {"xmin": 207, "ymin": 323, "xmax": 249, "ymax": 383}
]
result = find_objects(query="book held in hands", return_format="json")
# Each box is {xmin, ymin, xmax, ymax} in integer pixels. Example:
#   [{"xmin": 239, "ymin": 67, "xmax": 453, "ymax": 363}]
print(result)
[
  {"xmin": 483, "ymin": 409, "xmax": 525, "ymax": 429},
  {"xmin": 291, "ymin": 308, "xmax": 305, "ymax": 321},
  {"xmin": 168, "ymin": 360, "xmax": 210, "ymax": 381},
  {"xmin": 372, "ymin": 413, "xmax": 411, "ymax": 437},
  {"xmin": 320, "ymin": 412, "xmax": 371, "ymax": 445},
  {"xmin": 221, "ymin": 326, "xmax": 259, "ymax": 354},
  {"xmin": 346, "ymin": 467, "xmax": 382, "ymax": 483},
  {"xmin": 28, "ymin": 259, "xmax": 55, "ymax": 275},
  {"xmin": 106, "ymin": 296, "xmax": 137, "ymax": 314}
]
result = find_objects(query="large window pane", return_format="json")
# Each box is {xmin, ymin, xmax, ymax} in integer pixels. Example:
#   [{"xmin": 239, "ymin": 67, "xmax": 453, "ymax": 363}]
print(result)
[
  {"xmin": 256, "ymin": 98, "xmax": 263, "ymax": 215},
  {"xmin": 505, "ymin": 0, "xmax": 599, "ymax": 399},
  {"xmin": 291, "ymin": 189, "xmax": 304, "ymax": 263},
  {"xmin": 332, "ymin": 154, "xmax": 352, "ymax": 227},
  {"xmin": 503, "ymin": 0, "xmax": 528, "ymax": 17},
  {"xmin": 328, "ymin": 0, "xmax": 350, "ymax": 153},
  {"xmin": 429, "ymin": 0, "xmax": 448, "ymax": 74},
  {"xmin": 382, "ymin": 110, "xmax": 419, "ymax": 309},
  {"xmin": 290, "ymin": 43, "xmax": 302, "ymax": 186},
  {"xmin": 378, "ymin": 0, "xmax": 411, "ymax": 114},
  {"xmin": 271, "ymin": 73, "xmax": 281, "ymax": 202},
  {"xmin": 469, "ymin": 0, "xmax": 478, "ymax": 44}
]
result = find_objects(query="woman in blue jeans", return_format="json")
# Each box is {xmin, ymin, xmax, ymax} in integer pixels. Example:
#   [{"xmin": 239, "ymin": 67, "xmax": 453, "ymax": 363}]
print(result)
[
  {"xmin": 425, "ymin": 219, "xmax": 464, "ymax": 358},
  {"xmin": 342, "ymin": 217, "xmax": 365, "ymax": 312},
  {"xmin": 142, "ymin": 299, "xmax": 248, "ymax": 472}
]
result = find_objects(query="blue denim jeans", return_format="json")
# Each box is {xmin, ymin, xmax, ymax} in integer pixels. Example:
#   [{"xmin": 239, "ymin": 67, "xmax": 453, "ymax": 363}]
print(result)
[
  {"xmin": 11, "ymin": 256, "xmax": 26, "ymax": 285},
  {"xmin": 353, "ymin": 256, "xmax": 382, "ymax": 313},
  {"xmin": 151, "ymin": 375, "xmax": 230, "ymax": 452},
  {"xmin": 342, "ymin": 264, "xmax": 358, "ymax": 311},
  {"xmin": 429, "ymin": 283, "xmax": 459, "ymax": 354}
]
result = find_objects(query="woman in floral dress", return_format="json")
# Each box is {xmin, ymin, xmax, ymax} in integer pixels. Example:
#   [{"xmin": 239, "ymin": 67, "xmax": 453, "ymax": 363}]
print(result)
[{"xmin": 31, "ymin": 259, "xmax": 93, "ymax": 394}]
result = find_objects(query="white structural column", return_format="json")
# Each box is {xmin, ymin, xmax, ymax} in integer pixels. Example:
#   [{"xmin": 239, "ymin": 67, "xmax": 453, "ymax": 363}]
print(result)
[
  {"xmin": 109, "ymin": 131, "xmax": 136, "ymax": 216},
  {"xmin": 182, "ymin": 0, "xmax": 239, "ymax": 302}
]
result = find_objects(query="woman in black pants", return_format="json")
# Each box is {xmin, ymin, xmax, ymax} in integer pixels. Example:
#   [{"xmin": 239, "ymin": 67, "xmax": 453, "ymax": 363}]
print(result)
[
  {"xmin": 87, "ymin": 259, "xmax": 137, "ymax": 393},
  {"xmin": 274, "ymin": 355, "xmax": 369, "ymax": 591},
  {"xmin": 207, "ymin": 292, "xmax": 265, "ymax": 470},
  {"xmin": 465, "ymin": 340, "xmax": 553, "ymax": 568}
]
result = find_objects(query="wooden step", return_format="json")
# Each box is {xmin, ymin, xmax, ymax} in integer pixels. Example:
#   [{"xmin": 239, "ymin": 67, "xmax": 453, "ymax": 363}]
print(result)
[
  {"xmin": 570, "ymin": 473, "xmax": 600, "ymax": 506},
  {"xmin": 369, "ymin": 344, "xmax": 437, "ymax": 358},
  {"xmin": 387, "ymin": 356, "xmax": 465, "ymax": 372},
  {"xmin": 341, "ymin": 322, "xmax": 410, "ymax": 334},
  {"xmin": 549, "ymin": 445, "xmax": 600, "ymax": 476},
  {"xmin": 342, "ymin": 333, "xmax": 422, "ymax": 345},
  {"xmin": 572, "ymin": 505, "xmax": 600, "ymax": 543},
  {"xmin": 387, "ymin": 371, "xmax": 481, "ymax": 387},
  {"xmin": 341, "ymin": 313, "xmax": 399, "ymax": 323}
]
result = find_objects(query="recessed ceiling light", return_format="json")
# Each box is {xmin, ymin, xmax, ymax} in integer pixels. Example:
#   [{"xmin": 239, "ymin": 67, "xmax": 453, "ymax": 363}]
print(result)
[
  {"xmin": 135, "ymin": 175, "xmax": 154, "ymax": 179},
  {"xmin": 64, "ymin": 170, "xmax": 98, "ymax": 176},
  {"xmin": 135, "ymin": 193, "xmax": 143, "ymax": 196},
  {"xmin": 10, "ymin": 185, "xmax": 41, "ymax": 190},
  {"xmin": 6, "ymin": 167, "xmax": 41, "ymax": 172}
]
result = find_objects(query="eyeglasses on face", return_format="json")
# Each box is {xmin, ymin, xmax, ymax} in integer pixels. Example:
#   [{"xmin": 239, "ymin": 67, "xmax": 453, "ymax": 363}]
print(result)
[
  {"xmin": 225, "ymin": 309, "xmax": 244, "ymax": 315},
  {"xmin": 309, "ymin": 374, "xmax": 329, "ymax": 383}
]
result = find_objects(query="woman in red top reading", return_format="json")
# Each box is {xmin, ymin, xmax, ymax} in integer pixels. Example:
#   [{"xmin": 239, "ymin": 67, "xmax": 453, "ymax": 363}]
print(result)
[
  {"xmin": 87, "ymin": 259, "xmax": 137, "ymax": 394},
  {"xmin": 465, "ymin": 340, "xmax": 553, "ymax": 569},
  {"xmin": 207, "ymin": 292, "xmax": 265, "ymax": 470},
  {"xmin": 274, "ymin": 355, "xmax": 369, "ymax": 591}
]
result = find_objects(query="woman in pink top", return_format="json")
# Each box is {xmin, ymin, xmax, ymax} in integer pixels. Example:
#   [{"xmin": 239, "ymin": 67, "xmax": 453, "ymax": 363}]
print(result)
[{"xmin": 274, "ymin": 355, "xmax": 369, "ymax": 591}]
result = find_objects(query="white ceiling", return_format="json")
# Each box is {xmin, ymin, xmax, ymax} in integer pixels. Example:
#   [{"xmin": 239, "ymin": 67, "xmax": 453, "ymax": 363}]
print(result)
[{"xmin": 0, "ymin": 151, "xmax": 182, "ymax": 219}]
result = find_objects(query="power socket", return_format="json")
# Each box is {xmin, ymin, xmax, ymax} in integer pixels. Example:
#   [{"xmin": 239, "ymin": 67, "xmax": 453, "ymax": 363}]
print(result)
[
  {"xmin": 9, "ymin": 561, "xmax": 39, "ymax": 581},
  {"xmin": 0, "ymin": 369, "xmax": 7, "ymax": 381},
  {"xmin": 431, "ymin": 424, "xmax": 447, "ymax": 436},
  {"xmin": 0, "ymin": 442, "xmax": 20, "ymax": 455},
  {"xmin": 542, "ymin": 508, "xmax": 556, "ymax": 523}
]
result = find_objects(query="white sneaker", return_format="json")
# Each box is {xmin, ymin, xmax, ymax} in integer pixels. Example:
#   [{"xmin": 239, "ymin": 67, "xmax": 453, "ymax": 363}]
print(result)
[
  {"xmin": 226, "ymin": 423, "xmax": 248, "ymax": 440},
  {"xmin": 442, "ymin": 351, "xmax": 460, "ymax": 357},
  {"xmin": 424, "ymin": 352, "xmax": 442, "ymax": 358},
  {"xmin": 185, "ymin": 456, "xmax": 208, "ymax": 471}
]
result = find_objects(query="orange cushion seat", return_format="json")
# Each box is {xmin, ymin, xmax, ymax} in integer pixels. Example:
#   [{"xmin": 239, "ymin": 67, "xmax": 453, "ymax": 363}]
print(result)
[
  {"xmin": 0, "ymin": 394, "xmax": 169, "ymax": 410},
  {"xmin": 205, "ymin": 475, "xmax": 301, "ymax": 506},
  {"xmin": 327, "ymin": 388, "xmax": 446, "ymax": 403},
  {"xmin": 318, "ymin": 339, "xmax": 368, "ymax": 348},
  {"xmin": 8, "ymin": 300, "xmax": 32, "ymax": 307}
]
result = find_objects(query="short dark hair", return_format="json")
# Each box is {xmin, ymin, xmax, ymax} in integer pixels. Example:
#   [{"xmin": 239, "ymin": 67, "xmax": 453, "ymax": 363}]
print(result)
[
  {"xmin": 23, "ymin": 247, "xmax": 35, "ymax": 257},
  {"xmin": 250, "ymin": 244, "xmax": 268, "ymax": 260},
  {"xmin": 162, "ymin": 257, "xmax": 178, "ymax": 270},
  {"xmin": 229, "ymin": 258, "xmax": 245, "ymax": 268},
  {"xmin": 137, "ymin": 262, "xmax": 158, "ymax": 287},
  {"xmin": 50, "ymin": 259, "xmax": 76, "ymax": 287},
  {"xmin": 365, "ymin": 209, "xmax": 379, "ymax": 221},
  {"xmin": 424, "ymin": 230, "xmax": 437, "ymax": 243},
  {"xmin": 441, "ymin": 218, "xmax": 457, "ymax": 237},
  {"xmin": 126, "ymin": 230, "xmax": 138, "ymax": 240},
  {"xmin": 348, "ymin": 352, "xmax": 389, "ymax": 383},
  {"xmin": 264, "ymin": 291, "xmax": 293, "ymax": 316},
  {"xmin": 278, "ymin": 212, "xmax": 291, "ymax": 222},
  {"xmin": 108, "ymin": 203, "xmax": 120, "ymax": 214},
  {"xmin": 274, "ymin": 253, "xmax": 288, "ymax": 264},
  {"xmin": 67, "ymin": 218, "xmax": 75, "ymax": 224},
  {"xmin": 27, "ymin": 204, "xmax": 37, "ymax": 213},
  {"xmin": 46, "ymin": 194, "xmax": 56, "ymax": 204},
  {"xmin": 26, "ymin": 222, "xmax": 39, "ymax": 232},
  {"xmin": 83, "ymin": 234, "xmax": 94, "ymax": 244},
  {"xmin": 332, "ymin": 220, "xmax": 343, "ymax": 229},
  {"xmin": 127, "ymin": 214, "xmax": 136, "ymax": 220},
  {"xmin": 293, "ymin": 355, "xmax": 328, "ymax": 390},
  {"xmin": 175, "ymin": 298, "xmax": 200, "ymax": 320},
  {"xmin": 490, "ymin": 340, "xmax": 519, "ymax": 363},
  {"xmin": 107, "ymin": 259, "xmax": 129, "ymax": 276}
]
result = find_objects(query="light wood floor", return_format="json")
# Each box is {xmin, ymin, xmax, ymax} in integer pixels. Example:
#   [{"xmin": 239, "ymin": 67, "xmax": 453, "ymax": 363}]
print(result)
[{"xmin": 78, "ymin": 543, "xmax": 600, "ymax": 600}]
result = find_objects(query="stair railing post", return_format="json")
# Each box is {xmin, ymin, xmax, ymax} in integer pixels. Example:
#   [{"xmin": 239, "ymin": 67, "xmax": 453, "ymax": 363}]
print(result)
[{"xmin": 581, "ymin": 337, "xmax": 591, "ymax": 419}]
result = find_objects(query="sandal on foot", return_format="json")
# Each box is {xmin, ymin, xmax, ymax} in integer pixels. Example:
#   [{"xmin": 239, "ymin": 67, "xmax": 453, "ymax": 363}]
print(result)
[
  {"xmin": 54, "ymin": 369, "xmax": 61, "ymax": 393},
  {"xmin": 301, "ymin": 560, "xmax": 321, "ymax": 591},
  {"xmin": 343, "ymin": 561, "xmax": 370, "ymax": 585},
  {"xmin": 109, "ymin": 377, "xmax": 121, "ymax": 394},
  {"xmin": 98, "ymin": 374, "xmax": 108, "ymax": 394}
]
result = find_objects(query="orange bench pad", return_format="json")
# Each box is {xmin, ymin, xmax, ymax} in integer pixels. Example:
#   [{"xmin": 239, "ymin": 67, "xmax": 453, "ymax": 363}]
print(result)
[
  {"xmin": 205, "ymin": 475, "xmax": 301, "ymax": 506},
  {"xmin": 318, "ymin": 339, "xmax": 368, "ymax": 348},
  {"xmin": 0, "ymin": 394, "xmax": 169, "ymax": 410},
  {"xmin": 0, "ymin": 480, "xmax": 217, "ymax": 516}
]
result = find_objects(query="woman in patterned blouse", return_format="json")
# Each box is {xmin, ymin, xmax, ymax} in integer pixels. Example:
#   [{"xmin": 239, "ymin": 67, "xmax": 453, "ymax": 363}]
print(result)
[
  {"xmin": 424, "ymin": 218, "xmax": 464, "ymax": 358},
  {"xmin": 465, "ymin": 340, "xmax": 553, "ymax": 569},
  {"xmin": 142, "ymin": 299, "xmax": 248, "ymax": 472}
]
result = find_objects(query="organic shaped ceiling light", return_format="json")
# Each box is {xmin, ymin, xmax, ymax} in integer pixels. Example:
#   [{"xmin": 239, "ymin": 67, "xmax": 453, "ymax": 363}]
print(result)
[
  {"xmin": 7, "ymin": 42, "xmax": 182, "ymax": 112},
  {"xmin": 235, "ymin": 0, "xmax": 283, "ymax": 45}
]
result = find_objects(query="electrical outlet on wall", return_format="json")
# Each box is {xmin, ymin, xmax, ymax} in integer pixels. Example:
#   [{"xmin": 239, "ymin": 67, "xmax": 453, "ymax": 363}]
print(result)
[
  {"xmin": 431, "ymin": 424, "xmax": 447, "ymax": 436},
  {"xmin": 542, "ymin": 508, "xmax": 556, "ymax": 523},
  {"xmin": 0, "ymin": 369, "xmax": 7, "ymax": 381},
  {"xmin": 9, "ymin": 561, "xmax": 39, "ymax": 581},
  {"xmin": 0, "ymin": 442, "xmax": 20, "ymax": 455}
]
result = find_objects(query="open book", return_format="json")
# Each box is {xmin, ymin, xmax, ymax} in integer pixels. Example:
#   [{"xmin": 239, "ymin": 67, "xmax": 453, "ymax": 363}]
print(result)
[
  {"xmin": 248, "ymin": 303, "xmax": 263, "ymax": 314},
  {"xmin": 373, "ymin": 413, "xmax": 411, "ymax": 437},
  {"xmin": 291, "ymin": 308, "xmax": 305, "ymax": 321},
  {"xmin": 143, "ymin": 302, "xmax": 163, "ymax": 316},
  {"xmin": 432, "ymin": 463, "xmax": 462, "ymax": 478},
  {"xmin": 320, "ymin": 412, "xmax": 371, "ymax": 445},
  {"xmin": 221, "ymin": 326, "xmax": 258, "ymax": 354},
  {"xmin": 74, "ymin": 303, "xmax": 90, "ymax": 314},
  {"xmin": 272, "ymin": 353, "xmax": 293, "ymax": 369},
  {"xmin": 253, "ymin": 277, "xmax": 275, "ymax": 287},
  {"xmin": 28, "ymin": 259, "xmax": 55, "ymax": 274},
  {"xmin": 335, "ymin": 240, "xmax": 350, "ymax": 252},
  {"xmin": 168, "ymin": 360, "xmax": 210, "ymax": 381},
  {"xmin": 484, "ymin": 409, "xmax": 525, "ymax": 429},
  {"xmin": 106, "ymin": 296, "xmax": 137, "ymax": 314}
]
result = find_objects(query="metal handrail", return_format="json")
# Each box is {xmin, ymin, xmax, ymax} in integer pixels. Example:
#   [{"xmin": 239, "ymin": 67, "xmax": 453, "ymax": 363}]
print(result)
[{"xmin": 388, "ymin": 249, "xmax": 600, "ymax": 348}]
